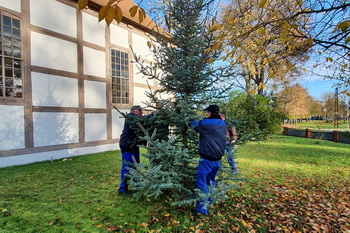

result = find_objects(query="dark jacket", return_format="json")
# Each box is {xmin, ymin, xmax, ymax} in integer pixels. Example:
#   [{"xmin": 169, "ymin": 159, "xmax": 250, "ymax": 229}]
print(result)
[
  {"xmin": 119, "ymin": 113, "xmax": 139, "ymax": 153},
  {"xmin": 119, "ymin": 112, "xmax": 154, "ymax": 153},
  {"xmin": 192, "ymin": 117, "xmax": 227, "ymax": 161}
]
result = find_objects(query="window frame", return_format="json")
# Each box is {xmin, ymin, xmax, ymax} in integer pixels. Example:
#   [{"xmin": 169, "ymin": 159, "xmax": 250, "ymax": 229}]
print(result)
[
  {"xmin": 110, "ymin": 47, "xmax": 130, "ymax": 105},
  {"xmin": 0, "ymin": 11, "xmax": 23, "ymax": 100}
]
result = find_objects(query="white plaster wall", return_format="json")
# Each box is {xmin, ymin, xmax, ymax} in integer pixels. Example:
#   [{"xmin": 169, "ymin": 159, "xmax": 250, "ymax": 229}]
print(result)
[
  {"xmin": 110, "ymin": 24, "xmax": 129, "ymax": 48},
  {"xmin": 85, "ymin": 113, "xmax": 107, "ymax": 142},
  {"xmin": 30, "ymin": 0, "xmax": 77, "ymax": 38},
  {"xmin": 32, "ymin": 72, "xmax": 78, "ymax": 107},
  {"xmin": 132, "ymin": 33, "xmax": 153, "ymax": 61},
  {"xmin": 84, "ymin": 80, "xmax": 106, "ymax": 109},
  {"xmin": 82, "ymin": 12, "xmax": 105, "ymax": 47},
  {"xmin": 33, "ymin": 112, "xmax": 79, "ymax": 147},
  {"xmin": 0, "ymin": 105, "xmax": 24, "ymax": 150},
  {"xmin": 133, "ymin": 63, "xmax": 148, "ymax": 85},
  {"xmin": 155, "ymin": 67, "xmax": 163, "ymax": 87},
  {"xmin": 83, "ymin": 46, "xmax": 106, "ymax": 78},
  {"xmin": 0, "ymin": 143, "xmax": 119, "ymax": 168},
  {"xmin": 112, "ymin": 108, "xmax": 126, "ymax": 139},
  {"xmin": 133, "ymin": 86, "xmax": 149, "ymax": 106},
  {"xmin": 31, "ymin": 31, "xmax": 77, "ymax": 73},
  {"xmin": 0, "ymin": 0, "xmax": 21, "ymax": 12}
]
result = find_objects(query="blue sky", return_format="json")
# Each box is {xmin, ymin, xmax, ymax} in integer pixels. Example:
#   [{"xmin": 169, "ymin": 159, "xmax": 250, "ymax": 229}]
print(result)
[
  {"xmin": 301, "ymin": 79, "xmax": 338, "ymax": 100},
  {"xmin": 300, "ymin": 56, "xmax": 343, "ymax": 101}
]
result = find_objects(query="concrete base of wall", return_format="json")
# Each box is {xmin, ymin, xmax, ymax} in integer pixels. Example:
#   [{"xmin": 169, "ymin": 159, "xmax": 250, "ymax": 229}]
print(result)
[{"xmin": 0, "ymin": 143, "xmax": 120, "ymax": 168}]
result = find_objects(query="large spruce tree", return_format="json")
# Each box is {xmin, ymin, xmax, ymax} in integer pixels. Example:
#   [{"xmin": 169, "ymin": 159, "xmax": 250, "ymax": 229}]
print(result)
[{"xmin": 126, "ymin": 0, "xmax": 237, "ymax": 207}]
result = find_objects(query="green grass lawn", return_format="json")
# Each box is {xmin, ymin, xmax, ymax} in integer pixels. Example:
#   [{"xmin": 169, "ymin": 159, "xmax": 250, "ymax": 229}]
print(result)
[
  {"xmin": 285, "ymin": 120, "xmax": 350, "ymax": 130},
  {"xmin": 1, "ymin": 135, "xmax": 349, "ymax": 232}
]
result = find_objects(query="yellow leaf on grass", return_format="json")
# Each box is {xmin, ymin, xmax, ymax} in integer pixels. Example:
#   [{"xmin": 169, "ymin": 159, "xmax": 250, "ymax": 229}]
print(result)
[
  {"xmin": 172, "ymin": 220, "xmax": 180, "ymax": 226},
  {"xmin": 164, "ymin": 213, "xmax": 171, "ymax": 217},
  {"xmin": 241, "ymin": 220, "xmax": 248, "ymax": 227},
  {"xmin": 139, "ymin": 222, "xmax": 149, "ymax": 227}
]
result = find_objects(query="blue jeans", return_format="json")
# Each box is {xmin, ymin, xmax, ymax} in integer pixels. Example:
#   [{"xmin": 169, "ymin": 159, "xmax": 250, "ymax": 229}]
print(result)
[
  {"xmin": 196, "ymin": 158, "xmax": 221, "ymax": 215},
  {"xmin": 225, "ymin": 144, "xmax": 237, "ymax": 172},
  {"xmin": 118, "ymin": 149, "xmax": 140, "ymax": 192}
]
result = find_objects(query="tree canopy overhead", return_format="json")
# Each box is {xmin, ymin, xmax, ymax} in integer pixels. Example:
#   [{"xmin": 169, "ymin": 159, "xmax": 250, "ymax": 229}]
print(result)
[{"xmin": 217, "ymin": 0, "xmax": 311, "ymax": 95}]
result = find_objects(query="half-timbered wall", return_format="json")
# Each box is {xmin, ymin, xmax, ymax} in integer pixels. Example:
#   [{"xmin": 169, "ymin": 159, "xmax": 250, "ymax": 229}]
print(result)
[{"xmin": 0, "ymin": 0, "xmax": 155, "ymax": 167}]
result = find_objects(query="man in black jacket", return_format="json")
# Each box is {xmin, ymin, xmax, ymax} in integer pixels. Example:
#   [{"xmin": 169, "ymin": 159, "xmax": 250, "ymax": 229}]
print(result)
[
  {"xmin": 191, "ymin": 104, "xmax": 227, "ymax": 215},
  {"xmin": 118, "ymin": 105, "xmax": 144, "ymax": 194}
]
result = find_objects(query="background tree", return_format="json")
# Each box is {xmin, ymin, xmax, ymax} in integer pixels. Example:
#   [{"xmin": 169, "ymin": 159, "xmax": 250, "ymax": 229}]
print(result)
[
  {"xmin": 277, "ymin": 83, "xmax": 312, "ymax": 121},
  {"xmin": 221, "ymin": 0, "xmax": 350, "ymax": 93},
  {"xmin": 216, "ymin": 0, "xmax": 311, "ymax": 95},
  {"xmin": 322, "ymin": 92, "xmax": 349, "ymax": 124},
  {"xmin": 339, "ymin": 96, "xmax": 349, "ymax": 123},
  {"xmin": 321, "ymin": 92, "xmax": 336, "ymax": 121},
  {"xmin": 309, "ymin": 98, "xmax": 324, "ymax": 119},
  {"xmin": 221, "ymin": 91, "xmax": 284, "ymax": 140}
]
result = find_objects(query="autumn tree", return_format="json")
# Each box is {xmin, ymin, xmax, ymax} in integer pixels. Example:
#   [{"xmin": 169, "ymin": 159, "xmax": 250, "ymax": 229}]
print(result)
[
  {"xmin": 309, "ymin": 98, "xmax": 324, "ymax": 119},
  {"xmin": 277, "ymin": 83, "xmax": 312, "ymax": 120},
  {"xmin": 216, "ymin": 0, "xmax": 311, "ymax": 95},
  {"xmin": 321, "ymin": 92, "xmax": 335, "ymax": 121},
  {"xmin": 219, "ymin": 0, "xmax": 350, "ymax": 94}
]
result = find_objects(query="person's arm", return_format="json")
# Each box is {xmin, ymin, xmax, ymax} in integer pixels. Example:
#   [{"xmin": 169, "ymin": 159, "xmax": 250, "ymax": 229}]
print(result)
[{"xmin": 189, "ymin": 120, "xmax": 200, "ymax": 132}]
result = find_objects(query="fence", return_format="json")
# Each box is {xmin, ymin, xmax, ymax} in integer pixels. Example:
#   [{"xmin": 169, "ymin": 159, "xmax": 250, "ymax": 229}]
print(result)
[{"xmin": 282, "ymin": 127, "xmax": 350, "ymax": 144}]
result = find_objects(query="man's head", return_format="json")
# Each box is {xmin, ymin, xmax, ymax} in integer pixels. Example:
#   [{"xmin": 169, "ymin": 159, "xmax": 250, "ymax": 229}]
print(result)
[
  {"xmin": 220, "ymin": 111, "xmax": 226, "ymax": 120},
  {"xmin": 204, "ymin": 105, "xmax": 220, "ymax": 118},
  {"xmin": 204, "ymin": 105, "xmax": 220, "ymax": 114},
  {"xmin": 131, "ymin": 105, "xmax": 143, "ymax": 117}
]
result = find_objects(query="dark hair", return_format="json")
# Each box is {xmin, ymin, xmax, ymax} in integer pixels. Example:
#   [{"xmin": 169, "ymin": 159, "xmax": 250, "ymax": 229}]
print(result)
[
  {"xmin": 204, "ymin": 104, "xmax": 220, "ymax": 114},
  {"xmin": 208, "ymin": 112, "xmax": 222, "ymax": 119}
]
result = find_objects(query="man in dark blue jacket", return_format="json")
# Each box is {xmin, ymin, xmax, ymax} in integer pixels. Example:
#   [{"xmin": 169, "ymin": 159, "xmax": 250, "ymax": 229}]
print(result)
[
  {"xmin": 191, "ymin": 104, "xmax": 227, "ymax": 215},
  {"xmin": 118, "ymin": 105, "xmax": 144, "ymax": 194}
]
